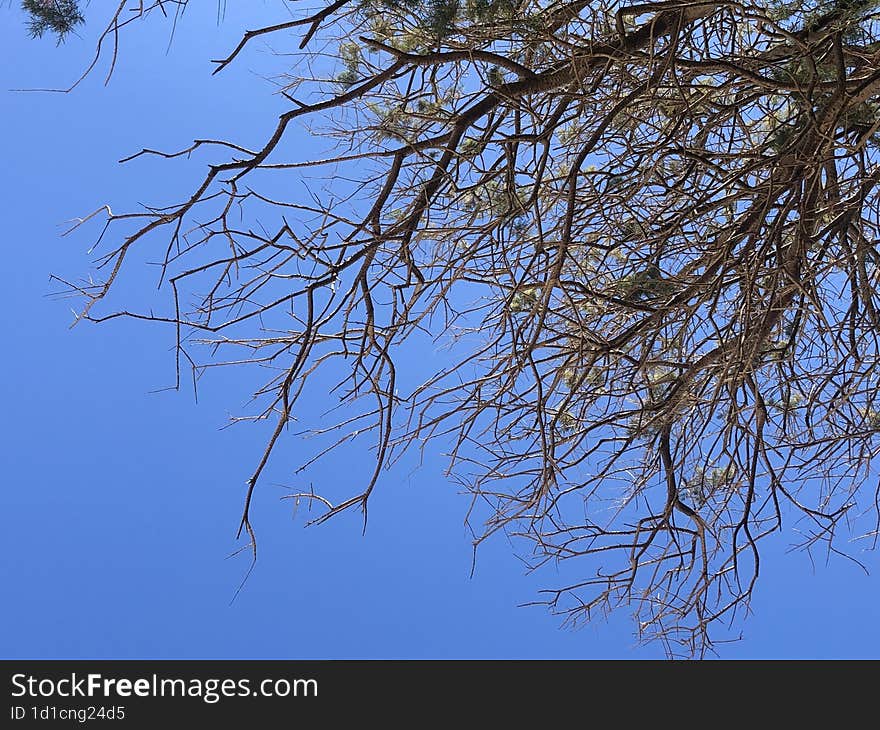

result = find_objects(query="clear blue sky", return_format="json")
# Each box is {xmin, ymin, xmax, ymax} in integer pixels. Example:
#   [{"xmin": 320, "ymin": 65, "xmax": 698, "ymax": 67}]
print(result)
[{"xmin": 0, "ymin": 2, "xmax": 877, "ymax": 659}]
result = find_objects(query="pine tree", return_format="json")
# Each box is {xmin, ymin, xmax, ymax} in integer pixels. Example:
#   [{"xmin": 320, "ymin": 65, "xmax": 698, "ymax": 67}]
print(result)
[
  {"xmin": 25, "ymin": 0, "xmax": 880, "ymax": 657},
  {"xmin": 22, "ymin": 0, "xmax": 84, "ymax": 43}
]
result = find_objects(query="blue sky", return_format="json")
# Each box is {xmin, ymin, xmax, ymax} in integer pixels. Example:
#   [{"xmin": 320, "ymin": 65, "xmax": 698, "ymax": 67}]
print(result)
[{"xmin": 0, "ymin": 1, "xmax": 877, "ymax": 659}]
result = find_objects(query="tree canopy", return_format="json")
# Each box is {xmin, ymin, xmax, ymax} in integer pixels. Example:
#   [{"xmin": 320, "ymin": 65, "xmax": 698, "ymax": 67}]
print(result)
[{"xmin": 20, "ymin": 0, "xmax": 880, "ymax": 656}]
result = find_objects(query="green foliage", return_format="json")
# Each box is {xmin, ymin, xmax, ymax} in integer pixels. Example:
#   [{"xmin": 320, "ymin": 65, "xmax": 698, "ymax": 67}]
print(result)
[
  {"xmin": 370, "ymin": 103, "xmax": 410, "ymax": 141},
  {"xmin": 615, "ymin": 263, "xmax": 675, "ymax": 303},
  {"xmin": 359, "ymin": 0, "xmax": 459, "ymax": 41},
  {"xmin": 458, "ymin": 137, "xmax": 484, "ymax": 158},
  {"xmin": 422, "ymin": 0, "xmax": 458, "ymax": 40},
  {"xmin": 767, "ymin": 392, "xmax": 804, "ymax": 413},
  {"xmin": 625, "ymin": 412, "xmax": 663, "ymax": 441},
  {"xmin": 366, "ymin": 94, "xmax": 452, "ymax": 141},
  {"xmin": 22, "ymin": 0, "xmax": 84, "ymax": 42},
  {"xmin": 760, "ymin": 339, "xmax": 791, "ymax": 362},
  {"xmin": 508, "ymin": 285, "xmax": 540, "ymax": 314},
  {"xmin": 859, "ymin": 406, "xmax": 880, "ymax": 429},
  {"xmin": 680, "ymin": 465, "xmax": 736, "ymax": 508},
  {"xmin": 335, "ymin": 41, "xmax": 363, "ymax": 89},
  {"xmin": 764, "ymin": 1, "xmax": 880, "ymax": 147},
  {"xmin": 769, "ymin": 0, "xmax": 880, "ymax": 27},
  {"xmin": 460, "ymin": 179, "xmax": 530, "ymax": 219},
  {"xmin": 619, "ymin": 219, "xmax": 650, "ymax": 242},
  {"xmin": 357, "ymin": 0, "xmax": 525, "ymax": 44},
  {"xmin": 359, "ymin": 0, "xmax": 422, "ymax": 13},
  {"xmin": 463, "ymin": 0, "xmax": 518, "ymax": 23},
  {"xmin": 562, "ymin": 366, "xmax": 605, "ymax": 391},
  {"xmin": 555, "ymin": 409, "xmax": 578, "ymax": 435},
  {"xmin": 767, "ymin": 115, "xmax": 806, "ymax": 152},
  {"xmin": 486, "ymin": 66, "xmax": 505, "ymax": 87}
]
